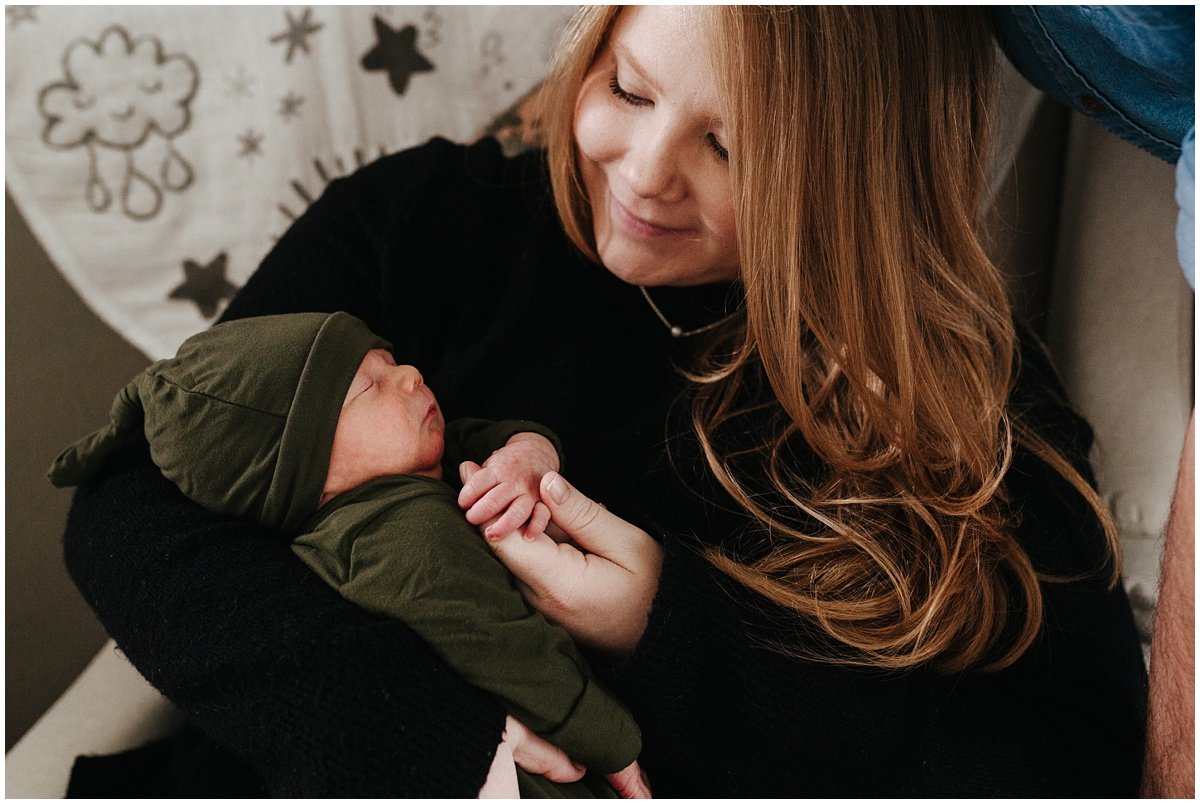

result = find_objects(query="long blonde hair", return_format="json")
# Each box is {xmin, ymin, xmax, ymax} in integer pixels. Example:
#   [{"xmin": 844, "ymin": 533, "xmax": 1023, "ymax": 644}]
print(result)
[{"xmin": 545, "ymin": 6, "xmax": 1119, "ymax": 673}]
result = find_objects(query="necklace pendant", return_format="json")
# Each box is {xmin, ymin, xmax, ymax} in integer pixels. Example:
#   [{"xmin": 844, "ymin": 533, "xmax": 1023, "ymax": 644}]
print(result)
[{"xmin": 640, "ymin": 284, "xmax": 739, "ymax": 339}]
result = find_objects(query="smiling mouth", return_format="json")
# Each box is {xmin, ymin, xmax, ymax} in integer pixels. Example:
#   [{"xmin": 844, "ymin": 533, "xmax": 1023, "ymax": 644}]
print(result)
[
  {"xmin": 110, "ymin": 105, "xmax": 136, "ymax": 121},
  {"xmin": 610, "ymin": 194, "xmax": 691, "ymax": 238}
]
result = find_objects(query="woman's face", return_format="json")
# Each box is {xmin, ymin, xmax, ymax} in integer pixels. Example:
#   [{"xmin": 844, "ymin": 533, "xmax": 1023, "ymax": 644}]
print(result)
[{"xmin": 574, "ymin": 6, "xmax": 739, "ymax": 287}]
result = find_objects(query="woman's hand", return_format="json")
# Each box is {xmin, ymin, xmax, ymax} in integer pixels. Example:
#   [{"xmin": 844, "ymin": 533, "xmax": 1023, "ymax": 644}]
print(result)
[
  {"xmin": 479, "ymin": 716, "xmax": 653, "ymax": 799},
  {"xmin": 479, "ymin": 714, "xmax": 585, "ymax": 798},
  {"xmin": 607, "ymin": 759, "xmax": 653, "ymax": 798},
  {"xmin": 472, "ymin": 469, "xmax": 665, "ymax": 657}
]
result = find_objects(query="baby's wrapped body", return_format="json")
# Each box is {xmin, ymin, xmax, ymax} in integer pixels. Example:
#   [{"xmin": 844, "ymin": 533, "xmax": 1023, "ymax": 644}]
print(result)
[
  {"xmin": 295, "ymin": 418, "xmax": 641, "ymax": 794},
  {"xmin": 49, "ymin": 312, "xmax": 640, "ymax": 797}
]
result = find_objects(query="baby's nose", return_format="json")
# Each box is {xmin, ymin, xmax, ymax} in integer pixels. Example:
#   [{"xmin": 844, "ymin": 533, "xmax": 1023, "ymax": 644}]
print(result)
[{"xmin": 398, "ymin": 364, "xmax": 424, "ymax": 391}]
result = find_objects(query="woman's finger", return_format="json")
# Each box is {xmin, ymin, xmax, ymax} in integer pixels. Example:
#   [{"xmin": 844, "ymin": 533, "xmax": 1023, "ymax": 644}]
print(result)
[
  {"xmin": 505, "ymin": 715, "xmax": 586, "ymax": 783},
  {"xmin": 544, "ymin": 517, "xmax": 568, "ymax": 542},
  {"xmin": 484, "ymin": 528, "xmax": 588, "ymax": 607},
  {"xmin": 606, "ymin": 760, "xmax": 653, "ymax": 799}
]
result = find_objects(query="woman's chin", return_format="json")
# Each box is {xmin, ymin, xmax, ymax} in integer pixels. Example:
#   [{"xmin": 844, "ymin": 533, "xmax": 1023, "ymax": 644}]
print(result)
[
  {"xmin": 597, "ymin": 245, "xmax": 686, "ymax": 287},
  {"xmin": 600, "ymin": 257, "xmax": 656, "ymax": 286},
  {"xmin": 601, "ymin": 257, "xmax": 735, "ymax": 288}
]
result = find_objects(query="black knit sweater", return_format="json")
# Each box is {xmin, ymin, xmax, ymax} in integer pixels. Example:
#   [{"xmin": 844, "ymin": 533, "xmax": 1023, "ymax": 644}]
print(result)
[{"xmin": 64, "ymin": 137, "xmax": 1147, "ymax": 797}]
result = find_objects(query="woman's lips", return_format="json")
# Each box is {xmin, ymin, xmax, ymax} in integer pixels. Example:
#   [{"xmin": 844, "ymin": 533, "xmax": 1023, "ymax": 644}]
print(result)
[{"xmin": 610, "ymin": 193, "xmax": 691, "ymax": 239}]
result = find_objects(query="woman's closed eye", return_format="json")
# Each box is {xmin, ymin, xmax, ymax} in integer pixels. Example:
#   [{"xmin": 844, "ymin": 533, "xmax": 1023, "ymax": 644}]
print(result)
[
  {"xmin": 609, "ymin": 70, "xmax": 729, "ymax": 163},
  {"xmin": 608, "ymin": 71, "xmax": 649, "ymax": 107}
]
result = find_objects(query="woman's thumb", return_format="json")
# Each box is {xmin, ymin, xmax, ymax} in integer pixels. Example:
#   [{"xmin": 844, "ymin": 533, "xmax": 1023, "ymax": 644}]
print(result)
[{"xmin": 541, "ymin": 472, "xmax": 628, "ymax": 555}]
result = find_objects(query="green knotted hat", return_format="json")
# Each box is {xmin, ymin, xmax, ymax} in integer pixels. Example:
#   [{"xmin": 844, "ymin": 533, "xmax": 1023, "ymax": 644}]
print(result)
[{"xmin": 48, "ymin": 312, "xmax": 391, "ymax": 533}]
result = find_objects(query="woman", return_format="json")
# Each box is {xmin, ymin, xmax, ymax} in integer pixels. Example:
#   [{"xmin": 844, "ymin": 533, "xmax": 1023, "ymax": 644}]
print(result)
[{"xmin": 64, "ymin": 6, "xmax": 1146, "ymax": 796}]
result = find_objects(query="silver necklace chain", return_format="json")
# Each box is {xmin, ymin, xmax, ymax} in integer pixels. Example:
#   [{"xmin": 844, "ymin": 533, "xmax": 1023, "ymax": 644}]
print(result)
[{"xmin": 639, "ymin": 285, "xmax": 741, "ymax": 338}]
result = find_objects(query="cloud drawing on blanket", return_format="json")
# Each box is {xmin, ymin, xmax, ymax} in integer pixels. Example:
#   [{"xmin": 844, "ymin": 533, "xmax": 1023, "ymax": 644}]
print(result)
[{"xmin": 38, "ymin": 26, "xmax": 199, "ymax": 221}]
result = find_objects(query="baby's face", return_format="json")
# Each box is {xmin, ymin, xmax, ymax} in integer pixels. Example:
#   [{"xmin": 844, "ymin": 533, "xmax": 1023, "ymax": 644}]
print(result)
[{"xmin": 323, "ymin": 349, "xmax": 446, "ymax": 500}]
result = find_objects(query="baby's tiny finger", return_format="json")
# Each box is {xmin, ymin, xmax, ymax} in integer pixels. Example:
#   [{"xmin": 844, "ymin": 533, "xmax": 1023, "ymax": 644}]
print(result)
[
  {"xmin": 486, "ymin": 495, "xmax": 534, "ymax": 539},
  {"xmin": 457, "ymin": 464, "xmax": 493, "ymax": 509},
  {"xmin": 523, "ymin": 502, "xmax": 551, "ymax": 542},
  {"xmin": 466, "ymin": 481, "xmax": 517, "ymax": 526},
  {"xmin": 459, "ymin": 460, "xmax": 482, "ymax": 486}
]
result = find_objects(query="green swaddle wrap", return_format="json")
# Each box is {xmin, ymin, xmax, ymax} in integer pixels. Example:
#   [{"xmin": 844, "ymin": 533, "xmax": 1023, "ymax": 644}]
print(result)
[{"xmin": 48, "ymin": 311, "xmax": 390, "ymax": 534}]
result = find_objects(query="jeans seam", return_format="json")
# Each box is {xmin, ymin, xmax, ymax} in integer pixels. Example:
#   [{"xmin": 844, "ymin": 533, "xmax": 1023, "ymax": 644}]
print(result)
[{"xmin": 1022, "ymin": 5, "xmax": 1179, "ymax": 158}]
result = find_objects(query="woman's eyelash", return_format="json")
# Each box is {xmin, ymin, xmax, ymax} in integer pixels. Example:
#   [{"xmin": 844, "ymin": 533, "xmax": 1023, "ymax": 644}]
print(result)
[
  {"xmin": 707, "ymin": 133, "xmax": 729, "ymax": 162},
  {"xmin": 608, "ymin": 72, "xmax": 649, "ymax": 107}
]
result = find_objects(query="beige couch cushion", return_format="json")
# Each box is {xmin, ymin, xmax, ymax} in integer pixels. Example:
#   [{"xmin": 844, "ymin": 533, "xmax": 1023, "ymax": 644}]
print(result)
[{"xmin": 1045, "ymin": 112, "xmax": 1194, "ymax": 648}]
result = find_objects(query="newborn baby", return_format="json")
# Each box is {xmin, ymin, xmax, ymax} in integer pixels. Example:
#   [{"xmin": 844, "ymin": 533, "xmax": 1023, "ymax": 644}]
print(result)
[{"xmin": 50, "ymin": 311, "xmax": 647, "ymax": 798}]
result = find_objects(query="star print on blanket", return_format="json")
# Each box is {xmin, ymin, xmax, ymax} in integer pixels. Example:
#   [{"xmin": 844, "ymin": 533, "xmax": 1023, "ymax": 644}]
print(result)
[
  {"xmin": 6, "ymin": 6, "xmax": 573, "ymax": 360},
  {"xmin": 361, "ymin": 16, "xmax": 435, "ymax": 96},
  {"xmin": 169, "ymin": 253, "xmax": 237, "ymax": 318}
]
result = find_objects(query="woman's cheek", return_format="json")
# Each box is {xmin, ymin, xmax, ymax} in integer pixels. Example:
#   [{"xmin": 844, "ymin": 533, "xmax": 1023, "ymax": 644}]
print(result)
[
  {"xmin": 697, "ymin": 177, "xmax": 739, "ymax": 250},
  {"xmin": 574, "ymin": 87, "xmax": 619, "ymax": 165},
  {"xmin": 712, "ymin": 201, "xmax": 738, "ymax": 251}
]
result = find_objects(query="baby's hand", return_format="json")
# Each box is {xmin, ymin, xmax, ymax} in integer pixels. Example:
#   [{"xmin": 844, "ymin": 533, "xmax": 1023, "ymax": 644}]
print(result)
[{"xmin": 458, "ymin": 433, "xmax": 560, "ymax": 540}]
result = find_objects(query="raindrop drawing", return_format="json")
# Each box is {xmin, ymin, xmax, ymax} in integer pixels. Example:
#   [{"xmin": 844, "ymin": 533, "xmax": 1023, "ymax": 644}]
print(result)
[{"xmin": 38, "ymin": 26, "xmax": 199, "ymax": 221}]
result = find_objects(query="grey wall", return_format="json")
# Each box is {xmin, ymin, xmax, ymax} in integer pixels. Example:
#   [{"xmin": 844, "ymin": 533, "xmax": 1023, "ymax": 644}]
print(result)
[{"xmin": 5, "ymin": 191, "xmax": 151, "ymax": 748}]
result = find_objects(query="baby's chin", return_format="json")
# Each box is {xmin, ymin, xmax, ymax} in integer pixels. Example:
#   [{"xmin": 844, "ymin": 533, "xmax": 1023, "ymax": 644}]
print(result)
[{"xmin": 413, "ymin": 435, "xmax": 446, "ymax": 480}]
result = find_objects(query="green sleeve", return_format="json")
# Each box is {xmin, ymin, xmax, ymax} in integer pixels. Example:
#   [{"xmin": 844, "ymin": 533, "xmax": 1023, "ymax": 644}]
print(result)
[
  {"xmin": 441, "ymin": 418, "xmax": 565, "ymax": 477},
  {"xmin": 292, "ymin": 490, "xmax": 637, "ymax": 772}
]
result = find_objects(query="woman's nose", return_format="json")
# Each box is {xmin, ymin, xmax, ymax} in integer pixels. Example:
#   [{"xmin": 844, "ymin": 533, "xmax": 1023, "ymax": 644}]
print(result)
[{"xmin": 620, "ymin": 125, "xmax": 685, "ymax": 202}]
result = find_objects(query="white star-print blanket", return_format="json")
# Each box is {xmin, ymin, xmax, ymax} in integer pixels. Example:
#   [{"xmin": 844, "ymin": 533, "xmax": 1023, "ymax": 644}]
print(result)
[{"xmin": 6, "ymin": 5, "xmax": 574, "ymax": 359}]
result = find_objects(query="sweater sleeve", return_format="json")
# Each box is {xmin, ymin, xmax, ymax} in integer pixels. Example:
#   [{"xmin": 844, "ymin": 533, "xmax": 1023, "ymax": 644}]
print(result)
[
  {"xmin": 295, "ymin": 489, "xmax": 640, "ymax": 773},
  {"xmin": 60, "ymin": 140, "xmax": 513, "ymax": 796}
]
